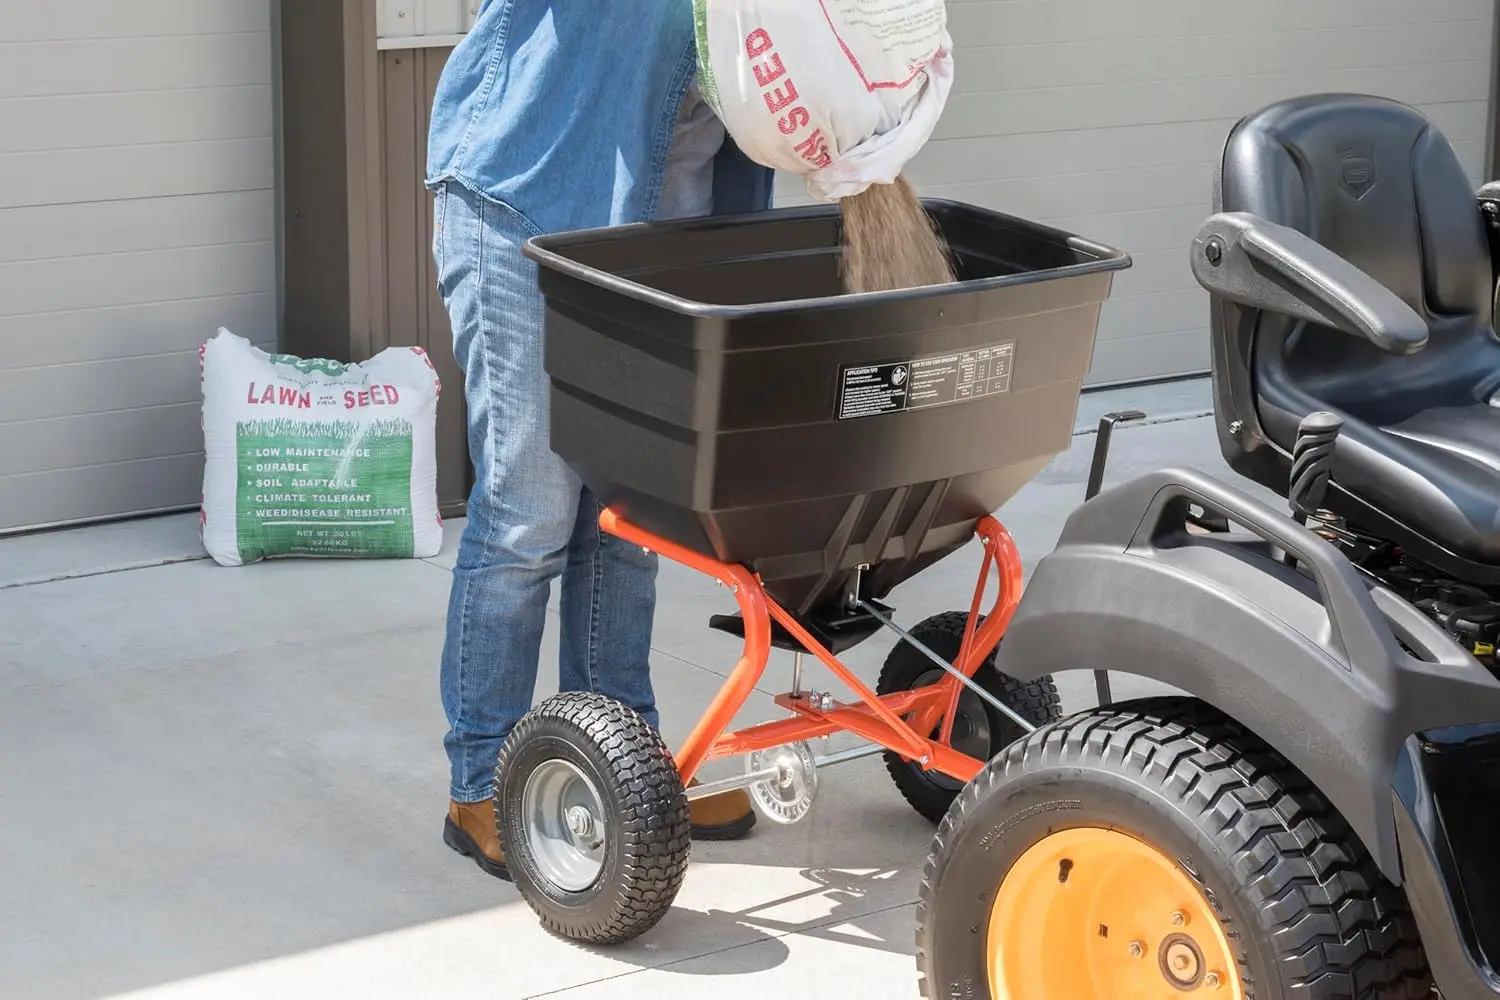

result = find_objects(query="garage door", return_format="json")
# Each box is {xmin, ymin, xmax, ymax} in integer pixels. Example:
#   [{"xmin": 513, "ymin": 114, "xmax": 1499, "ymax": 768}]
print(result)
[
  {"xmin": 776, "ymin": 0, "xmax": 1497, "ymax": 385},
  {"xmin": 0, "ymin": 0, "xmax": 276, "ymax": 533}
]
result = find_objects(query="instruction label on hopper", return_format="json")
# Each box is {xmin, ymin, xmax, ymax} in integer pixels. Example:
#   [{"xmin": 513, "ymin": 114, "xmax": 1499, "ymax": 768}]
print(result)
[{"xmin": 836, "ymin": 341, "xmax": 1015, "ymax": 420}]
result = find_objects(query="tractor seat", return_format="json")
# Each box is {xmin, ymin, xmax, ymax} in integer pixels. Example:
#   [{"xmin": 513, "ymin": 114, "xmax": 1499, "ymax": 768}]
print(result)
[
  {"xmin": 1258, "ymin": 363, "xmax": 1500, "ymax": 564},
  {"xmin": 1194, "ymin": 93, "xmax": 1500, "ymax": 571}
]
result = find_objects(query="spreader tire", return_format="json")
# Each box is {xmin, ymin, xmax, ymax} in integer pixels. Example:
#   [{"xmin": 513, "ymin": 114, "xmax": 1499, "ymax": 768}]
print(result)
[
  {"xmin": 496, "ymin": 691, "xmax": 691, "ymax": 946},
  {"xmin": 877, "ymin": 610, "xmax": 1061, "ymax": 822},
  {"xmin": 916, "ymin": 698, "xmax": 1431, "ymax": 1000}
]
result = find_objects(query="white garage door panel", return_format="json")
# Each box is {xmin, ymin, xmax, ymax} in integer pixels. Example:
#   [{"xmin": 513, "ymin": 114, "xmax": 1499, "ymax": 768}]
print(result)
[
  {"xmin": 0, "ymin": 87, "xmax": 271, "ymax": 154},
  {"xmin": 0, "ymin": 32, "xmax": 272, "ymax": 99},
  {"xmin": 936, "ymin": 61, "xmax": 1492, "ymax": 140},
  {"xmin": 956, "ymin": 21, "xmax": 1491, "ymax": 92},
  {"xmin": 935, "ymin": 162, "xmax": 1209, "ymax": 221},
  {"xmin": 0, "ymin": 242, "xmax": 273, "ymax": 322},
  {"xmin": 0, "ymin": 138, "xmax": 275, "ymax": 211},
  {"xmin": 1, "ymin": 0, "xmax": 268, "ymax": 43},
  {"xmin": 0, "ymin": 294, "xmax": 275, "ymax": 373},
  {"xmin": 2, "ymin": 353, "xmax": 210, "ymax": 426},
  {"xmin": 2, "ymin": 404, "xmax": 206, "ymax": 478},
  {"xmin": 0, "ymin": 456, "xmax": 207, "ymax": 534},
  {"xmin": 1089, "ymin": 330, "xmax": 1204, "ymax": 386},
  {"xmin": 1107, "ymin": 250, "xmax": 1195, "ymax": 298},
  {"xmin": 0, "ymin": 0, "xmax": 275, "ymax": 532},
  {"xmin": 0, "ymin": 192, "xmax": 273, "ymax": 267},
  {"xmin": 1103, "ymin": 290, "xmax": 1205, "ymax": 341},
  {"xmin": 910, "ymin": 114, "xmax": 1486, "ymax": 198},
  {"xmin": 946, "ymin": 0, "xmax": 1488, "ymax": 48}
]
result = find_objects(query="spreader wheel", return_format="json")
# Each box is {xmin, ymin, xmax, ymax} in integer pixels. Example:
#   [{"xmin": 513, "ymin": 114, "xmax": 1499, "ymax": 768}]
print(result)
[
  {"xmin": 496, "ymin": 691, "xmax": 691, "ymax": 946},
  {"xmin": 916, "ymin": 698, "xmax": 1432, "ymax": 1000},
  {"xmin": 877, "ymin": 610, "xmax": 1061, "ymax": 822}
]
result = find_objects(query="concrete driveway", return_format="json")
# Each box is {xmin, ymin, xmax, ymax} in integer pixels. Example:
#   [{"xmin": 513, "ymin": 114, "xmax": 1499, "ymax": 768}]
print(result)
[{"xmin": 0, "ymin": 378, "xmax": 1275, "ymax": 1000}]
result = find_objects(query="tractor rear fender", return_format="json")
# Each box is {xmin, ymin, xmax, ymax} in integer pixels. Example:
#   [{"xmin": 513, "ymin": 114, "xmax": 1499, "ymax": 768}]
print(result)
[{"xmin": 992, "ymin": 468, "xmax": 1500, "ymax": 882}]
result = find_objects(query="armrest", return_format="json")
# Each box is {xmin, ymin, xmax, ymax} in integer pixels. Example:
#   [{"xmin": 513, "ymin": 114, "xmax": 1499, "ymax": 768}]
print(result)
[
  {"xmin": 1477, "ymin": 184, "xmax": 1500, "ymax": 320},
  {"xmin": 1191, "ymin": 211, "xmax": 1429, "ymax": 356}
]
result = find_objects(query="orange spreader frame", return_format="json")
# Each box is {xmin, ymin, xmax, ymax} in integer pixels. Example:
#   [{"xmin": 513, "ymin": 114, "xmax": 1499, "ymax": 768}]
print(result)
[{"xmin": 598, "ymin": 508, "xmax": 1027, "ymax": 787}]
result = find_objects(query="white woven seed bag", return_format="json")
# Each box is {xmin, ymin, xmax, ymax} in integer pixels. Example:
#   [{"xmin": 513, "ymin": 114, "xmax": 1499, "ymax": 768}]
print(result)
[{"xmin": 199, "ymin": 328, "xmax": 443, "ymax": 566}]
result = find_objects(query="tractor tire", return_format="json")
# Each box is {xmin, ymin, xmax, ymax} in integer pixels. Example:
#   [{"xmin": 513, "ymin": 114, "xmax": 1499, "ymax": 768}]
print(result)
[
  {"xmin": 915, "ymin": 697, "xmax": 1432, "ymax": 999},
  {"xmin": 496, "ymin": 691, "xmax": 691, "ymax": 946},
  {"xmin": 877, "ymin": 610, "xmax": 1061, "ymax": 823}
]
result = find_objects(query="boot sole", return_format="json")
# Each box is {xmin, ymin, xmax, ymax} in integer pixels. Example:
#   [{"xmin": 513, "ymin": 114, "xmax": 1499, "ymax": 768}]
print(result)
[
  {"xmin": 691, "ymin": 810, "xmax": 757, "ymax": 841},
  {"xmin": 443, "ymin": 816, "xmax": 512, "ymax": 881}
]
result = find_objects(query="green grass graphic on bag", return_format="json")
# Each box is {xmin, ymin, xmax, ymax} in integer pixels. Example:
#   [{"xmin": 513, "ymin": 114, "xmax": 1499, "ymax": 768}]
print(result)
[{"xmin": 234, "ymin": 418, "xmax": 417, "ymax": 561}]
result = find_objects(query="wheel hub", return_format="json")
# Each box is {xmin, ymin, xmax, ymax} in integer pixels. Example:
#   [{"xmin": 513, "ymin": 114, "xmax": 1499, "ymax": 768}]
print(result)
[
  {"xmin": 1159, "ymin": 933, "xmax": 1205, "ymax": 989},
  {"xmin": 746, "ymin": 740, "xmax": 818, "ymax": 824},
  {"xmin": 986, "ymin": 827, "xmax": 1243, "ymax": 999},
  {"xmin": 911, "ymin": 668, "xmax": 992, "ymax": 791},
  {"xmin": 565, "ymin": 804, "xmax": 598, "ymax": 841},
  {"xmin": 521, "ymin": 758, "xmax": 609, "ymax": 892}
]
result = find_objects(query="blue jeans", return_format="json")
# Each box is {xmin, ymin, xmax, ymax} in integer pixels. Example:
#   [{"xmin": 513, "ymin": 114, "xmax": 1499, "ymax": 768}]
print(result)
[
  {"xmin": 433, "ymin": 182, "xmax": 661, "ymax": 803},
  {"xmin": 436, "ymin": 79, "xmax": 728, "ymax": 803}
]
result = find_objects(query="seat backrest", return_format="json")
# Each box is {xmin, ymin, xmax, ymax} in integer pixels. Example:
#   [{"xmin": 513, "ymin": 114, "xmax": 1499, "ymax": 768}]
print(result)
[
  {"xmin": 1221, "ymin": 93, "xmax": 1492, "ymax": 327},
  {"xmin": 1210, "ymin": 94, "xmax": 1496, "ymax": 487}
]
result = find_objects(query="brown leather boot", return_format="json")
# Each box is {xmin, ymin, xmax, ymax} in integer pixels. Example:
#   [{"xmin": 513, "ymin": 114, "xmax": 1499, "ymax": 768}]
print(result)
[
  {"xmin": 443, "ymin": 799, "xmax": 510, "ymax": 881},
  {"xmin": 688, "ymin": 781, "xmax": 757, "ymax": 841}
]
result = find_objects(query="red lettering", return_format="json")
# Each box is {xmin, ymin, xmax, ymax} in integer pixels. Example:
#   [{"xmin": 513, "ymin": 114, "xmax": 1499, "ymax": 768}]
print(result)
[
  {"xmin": 745, "ymin": 28, "xmax": 773, "ymax": 58},
  {"xmin": 383, "ymin": 385, "xmax": 399, "ymax": 404},
  {"xmin": 794, "ymin": 129, "xmax": 832, "ymax": 168},
  {"xmin": 357, "ymin": 390, "xmax": 371, "ymax": 407},
  {"xmin": 247, "ymin": 383, "xmax": 259, "ymax": 404},
  {"xmin": 763, "ymin": 79, "xmax": 798, "ymax": 114},
  {"xmin": 260, "ymin": 385, "xmax": 276, "ymax": 405},
  {"xmin": 344, "ymin": 390, "xmax": 357, "ymax": 409},
  {"xmin": 277, "ymin": 386, "xmax": 299, "ymax": 407},
  {"xmin": 746, "ymin": 29, "xmax": 827, "ymax": 168},
  {"xmin": 751, "ymin": 53, "xmax": 785, "ymax": 87},
  {"xmin": 370, "ymin": 385, "xmax": 385, "ymax": 405}
]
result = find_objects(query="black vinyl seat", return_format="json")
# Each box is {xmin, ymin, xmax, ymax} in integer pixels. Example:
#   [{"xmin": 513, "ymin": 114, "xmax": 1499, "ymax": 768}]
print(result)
[{"xmin": 1193, "ymin": 94, "xmax": 1500, "ymax": 578}]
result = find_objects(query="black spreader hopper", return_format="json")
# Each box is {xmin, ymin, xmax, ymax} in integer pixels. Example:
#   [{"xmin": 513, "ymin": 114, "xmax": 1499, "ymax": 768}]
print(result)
[{"xmin": 523, "ymin": 199, "xmax": 1131, "ymax": 623}]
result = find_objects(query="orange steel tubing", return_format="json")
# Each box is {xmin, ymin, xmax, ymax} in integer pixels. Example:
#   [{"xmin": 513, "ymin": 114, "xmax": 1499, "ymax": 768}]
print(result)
[
  {"xmin": 708, "ymin": 686, "xmax": 951, "ymax": 758},
  {"xmin": 597, "ymin": 508, "xmax": 1027, "ymax": 786},
  {"xmin": 598, "ymin": 509, "xmax": 772, "ymax": 785},
  {"xmin": 762, "ymin": 601, "xmax": 932, "ymax": 761},
  {"xmin": 918, "ymin": 516, "xmax": 1026, "ymax": 746}
]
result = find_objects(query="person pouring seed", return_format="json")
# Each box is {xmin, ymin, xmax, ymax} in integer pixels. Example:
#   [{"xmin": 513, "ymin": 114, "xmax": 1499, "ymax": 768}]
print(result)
[
  {"xmin": 425, "ymin": 0, "xmax": 952, "ymax": 881},
  {"xmin": 425, "ymin": 0, "xmax": 778, "ymax": 879}
]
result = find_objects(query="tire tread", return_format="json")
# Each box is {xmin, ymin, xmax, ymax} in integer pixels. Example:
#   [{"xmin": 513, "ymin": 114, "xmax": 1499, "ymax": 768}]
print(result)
[
  {"xmin": 877, "ymin": 610, "xmax": 1062, "ymax": 822},
  {"xmin": 915, "ymin": 698, "xmax": 1431, "ymax": 999},
  {"xmin": 497, "ymin": 691, "xmax": 691, "ymax": 946}
]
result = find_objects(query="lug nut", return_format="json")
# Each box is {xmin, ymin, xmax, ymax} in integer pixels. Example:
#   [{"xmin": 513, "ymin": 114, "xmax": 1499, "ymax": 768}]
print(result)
[
  {"xmin": 1172, "ymin": 911, "xmax": 1186, "ymax": 926},
  {"xmin": 1128, "ymin": 941, "xmax": 1144, "ymax": 958},
  {"xmin": 1204, "ymin": 971, "xmax": 1222, "ymax": 990},
  {"xmin": 566, "ymin": 805, "xmax": 595, "ymax": 838}
]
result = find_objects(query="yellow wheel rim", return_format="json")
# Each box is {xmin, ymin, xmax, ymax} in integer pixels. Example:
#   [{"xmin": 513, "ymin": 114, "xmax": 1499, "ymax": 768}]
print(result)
[{"xmin": 987, "ymin": 827, "xmax": 1246, "ymax": 1000}]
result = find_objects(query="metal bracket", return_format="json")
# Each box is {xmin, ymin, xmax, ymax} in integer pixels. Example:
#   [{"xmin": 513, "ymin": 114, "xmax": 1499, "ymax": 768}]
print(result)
[
  {"xmin": 860, "ymin": 601, "xmax": 1037, "ymax": 733},
  {"xmin": 684, "ymin": 741, "xmax": 885, "ymax": 802},
  {"xmin": 1085, "ymin": 410, "xmax": 1147, "ymax": 502},
  {"xmin": 1084, "ymin": 409, "xmax": 1146, "ymax": 707}
]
